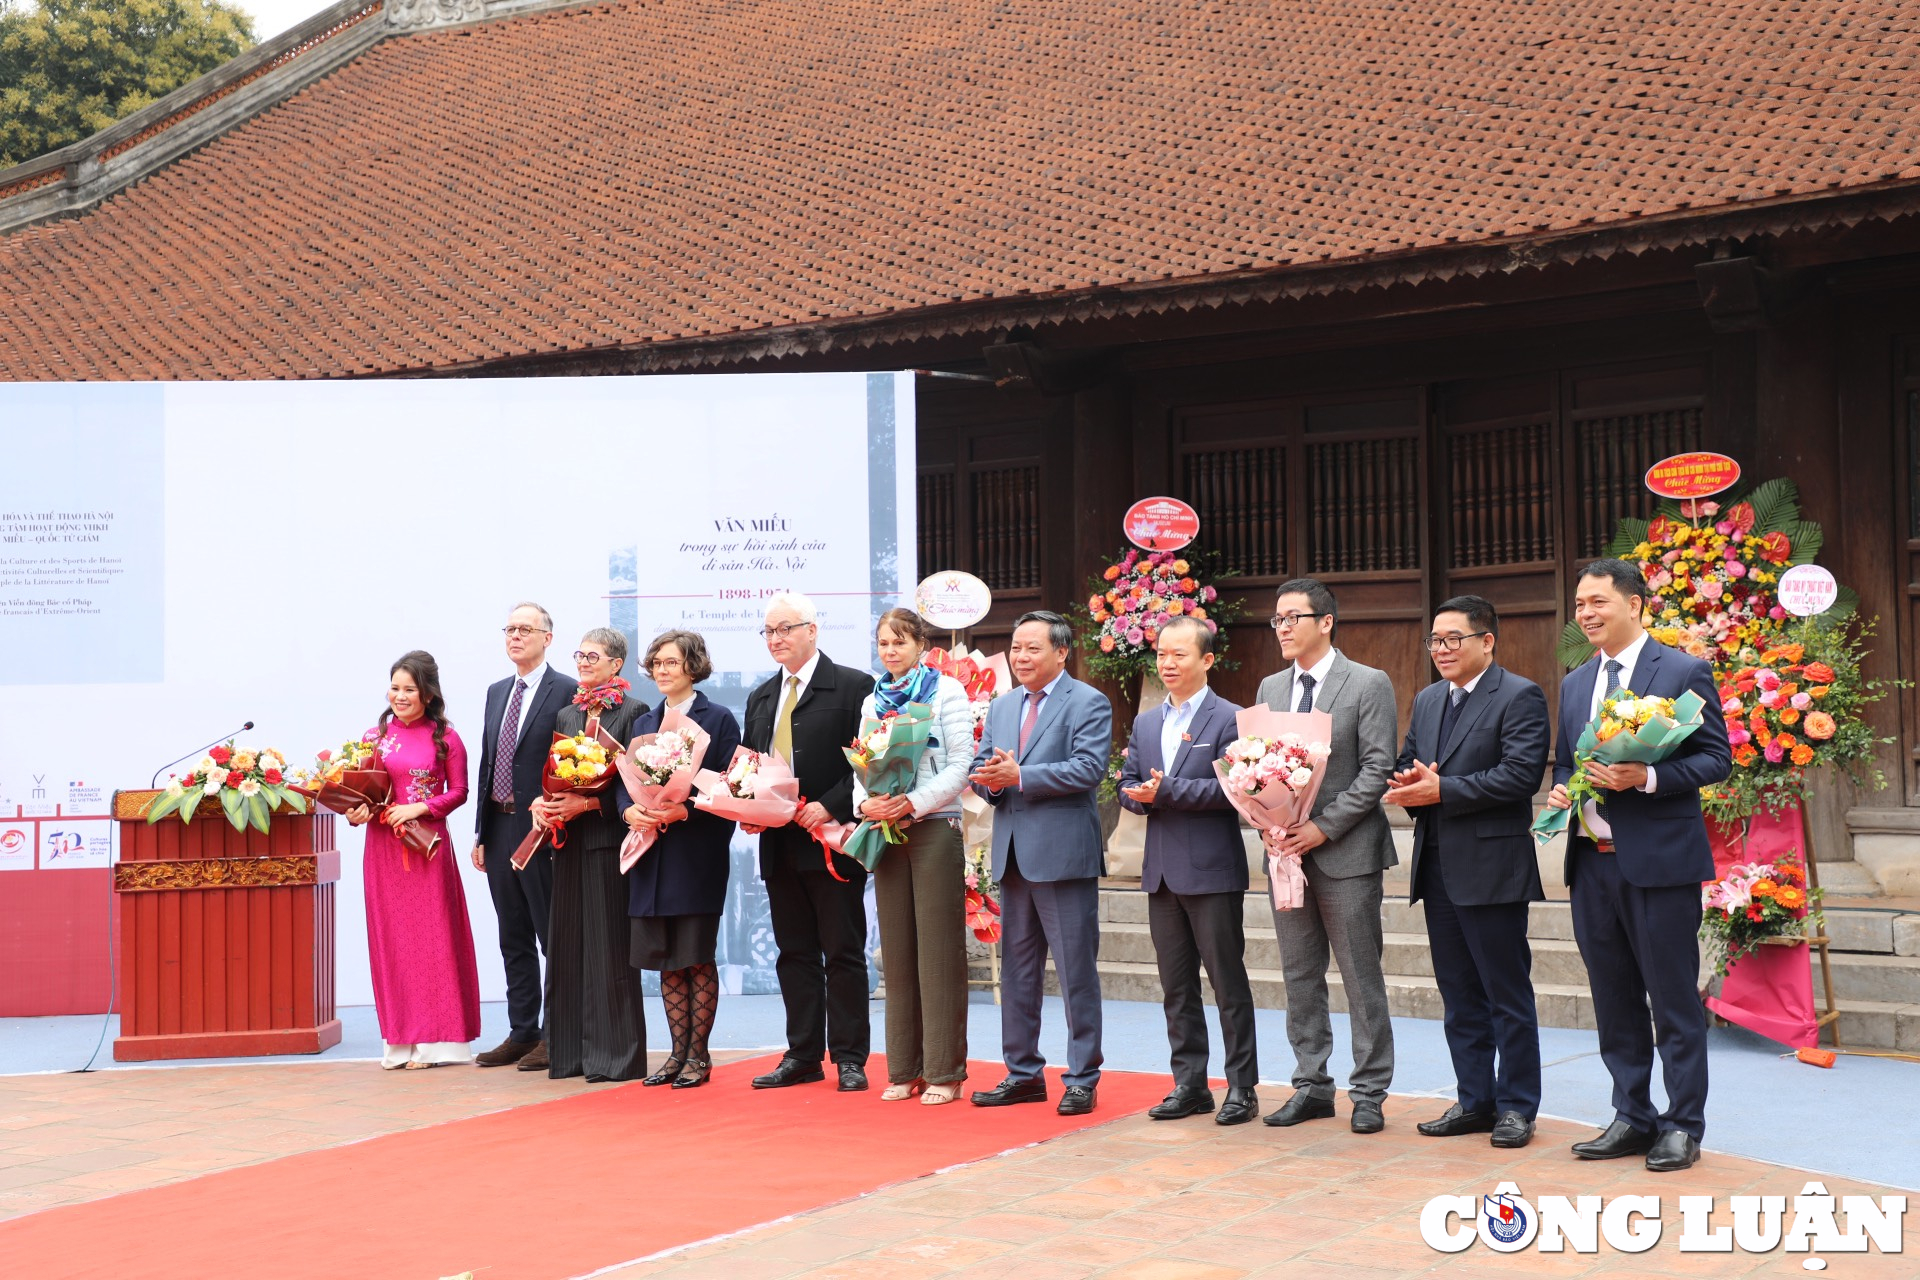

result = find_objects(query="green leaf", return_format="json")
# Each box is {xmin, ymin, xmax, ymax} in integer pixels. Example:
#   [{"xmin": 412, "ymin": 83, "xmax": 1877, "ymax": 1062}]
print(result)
[
  {"xmin": 1556, "ymin": 618, "xmax": 1596, "ymax": 670},
  {"xmin": 1607, "ymin": 518, "xmax": 1651, "ymax": 558},
  {"xmin": 263, "ymin": 785, "xmax": 283, "ymax": 813},
  {"xmin": 1744, "ymin": 477, "xmax": 1801, "ymax": 535},
  {"xmin": 280, "ymin": 787, "xmax": 309, "ymax": 814},
  {"xmin": 146, "ymin": 789, "xmax": 182, "ymax": 823},
  {"xmin": 179, "ymin": 789, "xmax": 198, "ymax": 825},
  {"xmin": 247, "ymin": 792, "xmax": 271, "ymax": 835},
  {"xmin": 1783, "ymin": 520, "xmax": 1823, "ymax": 566},
  {"xmin": 1823, "ymin": 585, "xmax": 1860, "ymax": 621},
  {"xmin": 219, "ymin": 786, "xmax": 246, "ymax": 831}
]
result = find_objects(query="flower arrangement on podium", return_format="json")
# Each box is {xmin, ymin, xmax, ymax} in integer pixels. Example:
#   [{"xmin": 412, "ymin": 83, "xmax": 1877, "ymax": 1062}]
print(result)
[
  {"xmin": 1074, "ymin": 546, "xmax": 1241, "ymax": 682},
  {"xmin": 1210, "ymin": 706, "xmax": 1333, "ymax": 911},
  {"xmin": 1701, "ymin": 853, "xmax": 1820, "ymax": 978},
  {"xmin": 964, "ymin": 843, "xmax": 1002, "ymax": 944},
  {"xmin": 690, "ymin": 745, "xmax": 799, "ymax": 828},
  {"xmin": 1530, "ymin": 688, "xmax": 1706, "ymax": 844},
  {"xmin": 510, "ymin": 722, "xmax": 625, "ymax": 870},
  {"xmin": 838, "ymin": 704, "xmax": 936, "ymax": 871},
  {"xmin": 614, "ymin": 711, "xmax": 711, "ymax": 872},
  {"xmin": 148, "ymin": 742, "xmax": 309, "ymax": 833},
  {"xmin": 288, "ymin": 739, "xmax": 439, "ymax": 861}
]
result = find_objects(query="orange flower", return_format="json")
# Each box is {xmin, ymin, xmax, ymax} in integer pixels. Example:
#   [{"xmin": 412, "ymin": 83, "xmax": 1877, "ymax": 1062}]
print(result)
[
  {"xmin": 1733, "ymin": 744, "xmax": 1758, "ymax": 767},
  {"xmin": 1791, "ymin": 743, "xmax": 1816, "ymax": 766},
  {"xmin": 1171, "ymin": 559, "xmax": 1190, "ymax": 575},
  {"xmin": 1780, "ymin": 682, "xmax": 1800, "ymax": 699},
  {"xmin": 1777, "ymin": 862, "xmax": 1805, "ymax": 883},
  {"xmin": 1177, "ymin": 577, "xmax": 1197, "ymax": 594},
  {"xmin": 1779, "ymin": 709, "xmax": 1801, "ymax": 726},
  {"xmin": 1092, "ymin": 608, "xmax": 1109, "ymax": 623},
  {"xmin": 1809, "ymin": 685, "xmax": 1831, "ymax": 700},
  {"xmin": 1775, "ymin": 733, "xmax": 1797, "ymax": 750},
  {"xmin": 1190, "ymin": 607, "xmax": 1208, "ymax": 621},
  {"xmin": 1805, "ymin": 711, "xmax": 1837, "ymax": 740},
  {"xmin": 1088, "ymin": 594, "xmax": 1105, "ymax": 613},
  {"xmin": 1099, "ymin": 635, "xmax": 1117, "ymax": 653},
  {"xmin": 1754, "ymin": 730, "xmax": 1773, "ymax": 749},
  {"xmin": 1774, "ymin": 886, "xmax": 1807, "ymax": 910},
  {"xmin": 1762, "ymin": 643, "xmax": 1805, "ymax": 665},
  {"xmin": 1753, "ymin": 879, "xmax": 1778, "ymax": 898},
  {"xmin": 1103, "ymin": 565, "xmax": 1122, "ymax": 582},
  {"xmin": 1801, "ymin": 662, "xmax": 1836, "ymax": 684}
]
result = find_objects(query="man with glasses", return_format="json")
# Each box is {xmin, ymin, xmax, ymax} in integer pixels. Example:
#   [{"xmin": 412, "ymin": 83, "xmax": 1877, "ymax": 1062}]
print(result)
[
  {"xmin": 1254, "ymin": 578, "xmax": 1398, "ymax": 1133},
  {"xmin": 471, "ymin": 602, "xmax": 579, "ymax": 1071},
  {"xmin": 742, "ymin": 592, "xmax": 876, "ymax": 1091},
  {"xmin": 1383, "ymin": 596, "xmax": 1549, "ymax": 1148}
]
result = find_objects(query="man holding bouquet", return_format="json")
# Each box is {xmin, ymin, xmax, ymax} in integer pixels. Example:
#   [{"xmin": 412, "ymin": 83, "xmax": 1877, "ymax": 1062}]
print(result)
[
  {"xmin": 1384, "ymin": 596, "xmax": 1549, "ymax": 1149},
  {"xmin": 1548, "ymin": 558, "xmax": 1729, "ymax": 1172},
  {"xmin": 1254, "ymin": 578, "xmax": 1398, "ymax": 1133}
]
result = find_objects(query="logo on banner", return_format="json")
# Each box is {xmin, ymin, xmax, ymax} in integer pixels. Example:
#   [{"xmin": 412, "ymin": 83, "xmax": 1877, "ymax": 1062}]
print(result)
[
  {"xmin": 1123, "ymin": 496, "xmax": 1200, "ymax": 551},
  {"xmin": 914, "ymin": 570, "xmax": 993, "ymax": 630},
  {"xmin": 39, "ymin": 823, "xmax": 111, "ymax": 869},
  {"xmin": 66, "ymin": 778, "xmax": 104, "ymax": 810},
  {"xmin": 0, "ymin": 825, "xmax": 30, "ymax": 872}
]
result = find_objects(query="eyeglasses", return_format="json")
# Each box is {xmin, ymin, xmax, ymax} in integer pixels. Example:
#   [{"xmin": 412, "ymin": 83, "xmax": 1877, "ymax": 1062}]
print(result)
[
  {"xmin": 649, "ymin": 658, "xmax": 684, "ymax": 672},
  {"xmin": 1270, "ymin": 612, "xmax": 1327, "ymax": 631},
  {"xmin": 502, "ymin": 625, "xmax": 548, "ymax": 638},
  {"xmin": 1427, "ymin": 632, "xmax": 1491, "ymax": 652},
  {"xmin": 759, "ymin": 621, "xmax": 815, "ymax": 640},
  {"xmin": 573, "ymin": 650, "xmax": 608, "ymax": 664}
]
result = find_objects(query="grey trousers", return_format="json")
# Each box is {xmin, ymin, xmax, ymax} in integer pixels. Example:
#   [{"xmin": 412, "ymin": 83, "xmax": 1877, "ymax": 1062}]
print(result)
[
  {"xmin": 1149, "ymin": 888, "xmax": 1259, "ymax": 1090},
  {"xmin": 1271, "ymin": 860, "xmax": 1393, "ymax": 1103},
  {"xmin": 873, "ymin": 817, "xmax": 969, "ymax": 1085}
]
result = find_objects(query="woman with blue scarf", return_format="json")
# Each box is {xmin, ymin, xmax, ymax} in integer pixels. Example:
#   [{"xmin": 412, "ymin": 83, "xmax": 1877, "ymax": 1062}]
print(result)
[{"xmin": 856, "ymin": 607, "xmax": 976, "ymax": 1104}]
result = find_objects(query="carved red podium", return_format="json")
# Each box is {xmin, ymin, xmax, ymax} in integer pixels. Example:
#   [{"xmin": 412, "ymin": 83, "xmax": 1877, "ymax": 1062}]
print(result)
[{"xmin": 112, "ymin": 790, "xmax": 341, "ymax": 1061}]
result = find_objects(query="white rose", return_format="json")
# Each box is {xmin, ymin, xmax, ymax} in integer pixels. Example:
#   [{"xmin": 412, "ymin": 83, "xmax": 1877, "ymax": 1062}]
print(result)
[{"xmin": 1288, "ymin": 766, "xmax": 1314, "ymax": 788}]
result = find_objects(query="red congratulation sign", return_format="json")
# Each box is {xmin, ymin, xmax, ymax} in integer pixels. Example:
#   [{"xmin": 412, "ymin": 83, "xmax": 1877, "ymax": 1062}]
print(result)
[
  {"xmin": 1645, "ymin": 452, "xmax": 1741, "ymax": 500},
  {"xmin": 1124, "ymin": 496, "xmax": 1200, "ymax": 551}
]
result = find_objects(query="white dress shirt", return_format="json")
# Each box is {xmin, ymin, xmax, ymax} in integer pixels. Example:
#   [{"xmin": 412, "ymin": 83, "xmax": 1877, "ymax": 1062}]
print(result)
[
  {"xmin": 1160, "ymin": 684, "xmax": 1209, "ymax": 770},
  {"xmin": 1288, "ymin": 648, "xmax": 1339, "ymax": 713},
  {"xmin": 780, "ymin": 651, "xmax": 823, "ymax": 703},
  {"xmin": 1583, "ymin": 630, "xmax": 1657, "ymax": 839}
]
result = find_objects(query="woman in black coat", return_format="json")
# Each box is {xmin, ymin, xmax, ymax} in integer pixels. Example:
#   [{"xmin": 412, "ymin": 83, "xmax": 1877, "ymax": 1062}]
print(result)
[{"xmin": 619, "ymin": 629, "xmax": 740, "ymax": 1089}]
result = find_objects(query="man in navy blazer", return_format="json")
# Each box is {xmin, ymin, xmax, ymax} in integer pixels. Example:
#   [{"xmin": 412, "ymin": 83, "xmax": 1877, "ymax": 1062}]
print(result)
[
  {"xmin": 471, "ymin": 602, "xmax": 579, "ymax": 1070},
  {"xmin": 1384, "ymin": 596, "xmax": 1549, "ymax": 1149},
  {"xmin": 968, "ymin": 610, "xmax": 1113, "ymax": 1116},
  {"xmin": 1547, "ymin": 559, "xmax": 1730, "ymax": 1172},
  {"xmin": 1118, "ymin": 617, "xmax": 1259, "ymax": 1126}
]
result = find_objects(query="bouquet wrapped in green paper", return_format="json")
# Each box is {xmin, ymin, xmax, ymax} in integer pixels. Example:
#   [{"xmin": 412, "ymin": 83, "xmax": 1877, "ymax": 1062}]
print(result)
[
  {"xmin": 839, "ymin": 703, "xmax": 936, "ymax": 871},
  {"xmin": 1530, "ymin": 687, "xmax": 1707, "ymax": 845}
]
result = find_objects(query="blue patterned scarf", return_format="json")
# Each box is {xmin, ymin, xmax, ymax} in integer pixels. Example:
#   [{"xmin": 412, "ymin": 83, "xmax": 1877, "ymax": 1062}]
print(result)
[{"xmin": 873, "ymin": 660, "xmax": 941, "ymax": 717}]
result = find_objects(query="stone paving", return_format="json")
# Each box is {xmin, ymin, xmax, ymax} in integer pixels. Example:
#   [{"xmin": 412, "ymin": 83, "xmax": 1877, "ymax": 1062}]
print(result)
[{"xmin": 1, "ymin": 1059, "xmax": 1910, "ymax": 1277}]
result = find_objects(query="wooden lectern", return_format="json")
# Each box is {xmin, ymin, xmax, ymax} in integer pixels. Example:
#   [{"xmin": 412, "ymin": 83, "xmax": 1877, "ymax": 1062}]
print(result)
[{"xmin": 111, "ymin": 790, "xmax": 342, "ymax": 1061}]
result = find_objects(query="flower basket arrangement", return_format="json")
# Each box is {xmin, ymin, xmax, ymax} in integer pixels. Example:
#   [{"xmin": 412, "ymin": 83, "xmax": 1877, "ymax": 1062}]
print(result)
[
  {"xmin": 1701, "ymin": 852, "xmax": 1820, "ymax": 979},
  {"xmin": 148, "ymin": 742, "xmax": 308, "ymax": 834},
  {"xmin": 1072, "ymin": 546, "xmax": 1242, "ymax": 683}
]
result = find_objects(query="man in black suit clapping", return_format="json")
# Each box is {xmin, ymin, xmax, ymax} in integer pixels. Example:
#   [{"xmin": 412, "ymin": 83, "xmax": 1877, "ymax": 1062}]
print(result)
[
  {"xmin": 742, "ymin": 592, "xmax": 876, "ymax": 1092},
  {"xmin": 472, "ymin": 602, "xmax": 579, "ymax": 1072},
  {"xmin": 1384, "ymin": 595, "xmax": 1550, "ymax": 1148}
]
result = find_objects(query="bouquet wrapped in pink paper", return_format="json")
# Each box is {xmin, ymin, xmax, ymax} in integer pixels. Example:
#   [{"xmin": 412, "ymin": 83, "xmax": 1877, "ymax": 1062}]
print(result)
[
  {"xmin": 615, "ymin": 710, "xmax": 712, "ymax": 873},
  {"xmin": 691, "ymin": 746, "xmax": 800, "ymax": 828},
  {"xmin": 1211, "ymin": 706, "xmax": 1335, "ymax": 911}
]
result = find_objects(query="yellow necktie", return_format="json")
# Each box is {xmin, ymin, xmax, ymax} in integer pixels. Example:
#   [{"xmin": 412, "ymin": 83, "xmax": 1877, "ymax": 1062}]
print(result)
[{"xmin": 773, "ymin": 674, "xmax": 800, "ymax": 762}]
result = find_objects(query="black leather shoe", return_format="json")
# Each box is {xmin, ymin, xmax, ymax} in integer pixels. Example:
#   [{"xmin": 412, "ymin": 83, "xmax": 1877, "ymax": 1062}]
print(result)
[
  {"xmin": 751, "ymin": 1057, "xmax": 825, "ymax": 1089},
  {"xmin": 1147, "ymin": 1085, "xmax": 1215, "ymax": 1120},
  {"xmin": 1645, "ymin": 1130, "xmax": 1702, "ymax": 1172},
  {"xmin": 1571, "ymin": 1120, "xmax": 1657, "ymax": 1160},
  {"xmin": 837, "ymin": 1063, "xmax": 869, "ymax": 1092},
  {"xmin": 971, "ymin": 1075, "xmax": 1048, "ymax": 1107},
  {"xmin": 1057, "ymin": 1085, "xmax": 1096, "ymax": 1116},
  {"xmin": 1417, "ymin": 1103, "xmax": 1497, "ymax": 1138},
  {"xmin": 1350, "ymin": 1101, "xmax": 1385, "ymax": 1134},
  {"xmin": 642, "ymin": 1056, "xmax": 686, "ymax": 1087},
  {"xmin": 1215, "ymin": 1088, "xmax": 1259, "ymax": 1126},
  {"xmin": 1490, "ymin": 1112, "xmax": 1535, "ymax": 1148},
  {"xmin": 1262, "ymin": 1091, "xmax": 1335, "ymax": 1127}
]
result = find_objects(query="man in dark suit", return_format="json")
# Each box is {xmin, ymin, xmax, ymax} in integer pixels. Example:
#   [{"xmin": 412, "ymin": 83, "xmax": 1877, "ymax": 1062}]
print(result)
[
  {"xmin": 471, "ymin": 601, "xmax": 578, "ymax": 1071},
  {"xmin": 741, "ymin": 591, "xmax": 875, "ymax": 1092},
  {"xmin": 1547, "ymin": 558, "xmax": 1730, "ymax": 1172},
  {"xmin": 1118, "ymin": 616, "xmax": 1259, "ymax": 1126},
  {"xmin": 968, "ymin": 610, "xmax": 1113, "ymax": 1116},
  {"xmin": 1384, "ymin": 595, "xmax": 1549, "ymax": 1149}
]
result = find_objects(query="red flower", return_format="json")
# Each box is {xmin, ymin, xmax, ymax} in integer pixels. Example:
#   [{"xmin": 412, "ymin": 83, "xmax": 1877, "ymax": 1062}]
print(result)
[
  {"xmin": 226, "ymin": 770, "xmax": 244, "ymax": 787},
  {"xmin": 1757, "ymin": 531, "xmax": 1792, "ymax": 564},
  {"xmin": 210, "ymin": 745, "xmax": 233, "ymax": 766},
  {"xmin": 263, "ymin": 769, "xmax": 283, "ymax": 784}
]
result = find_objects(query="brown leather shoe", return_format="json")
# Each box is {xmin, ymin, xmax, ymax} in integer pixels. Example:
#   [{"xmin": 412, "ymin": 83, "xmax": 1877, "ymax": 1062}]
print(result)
[
  {"xmin": 475, "ymin": 1037, "xmax": 536, "ymax": 1068},
  {"xmin": 516, "ymin": 1041, "xmax": 550, "ymax": 1072}
]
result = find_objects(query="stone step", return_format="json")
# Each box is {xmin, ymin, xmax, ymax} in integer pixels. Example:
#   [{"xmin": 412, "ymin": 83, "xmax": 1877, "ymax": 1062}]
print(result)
[{"xmin": 1094, "ymin": 922, "xmax": 1596, "ymax": 989}]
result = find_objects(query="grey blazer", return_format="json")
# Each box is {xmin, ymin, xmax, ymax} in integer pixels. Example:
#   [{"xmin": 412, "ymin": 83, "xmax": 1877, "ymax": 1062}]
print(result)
[
  {"xmin": 969, "ymin": 670, "xmax": 1114, "ymax": 883},
  {"xmin": 1254, "ymin": 651, "xmax": 1398, "ymax": 879}
]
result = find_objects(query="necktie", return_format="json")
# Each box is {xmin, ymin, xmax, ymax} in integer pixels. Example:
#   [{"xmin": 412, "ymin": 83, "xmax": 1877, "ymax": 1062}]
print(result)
[
  {"xmin": 1437, "ymin": 684, "xmax": 1465, "ymax": 752},
  {"xmin": 773, "ymin": 674, "xmax": 800, "ymax": 762},
  {"xmin": 1604, "ymin": 658, "xmax": 1624, "ymax": 700},
  {"xmin": 491, "ymin": 677, "xmax": 526, "ymax": 802},
  {"xmin": 1019, "ymin": 689, "xmax": 1046, "ymax": 753},
  {"xmin": 1296, "ymin": 672, "xmax": 1317, "ymax": 714}
]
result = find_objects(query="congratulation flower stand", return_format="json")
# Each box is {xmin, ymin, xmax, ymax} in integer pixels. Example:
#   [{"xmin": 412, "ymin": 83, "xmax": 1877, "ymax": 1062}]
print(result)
[
  {"xmin": 1705, "ymin": 800, "xmax": 1841, "ymax": 1048},
  {"xmin": 111, "ymin": 790, "xmax": 341, "ymax": 1061}
]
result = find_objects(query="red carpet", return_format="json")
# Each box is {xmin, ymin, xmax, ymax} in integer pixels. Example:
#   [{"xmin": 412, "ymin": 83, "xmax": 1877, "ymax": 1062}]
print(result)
[{"xmin": 3, "ymin": 1055, "xmax": 1167, "ymax": 1280}]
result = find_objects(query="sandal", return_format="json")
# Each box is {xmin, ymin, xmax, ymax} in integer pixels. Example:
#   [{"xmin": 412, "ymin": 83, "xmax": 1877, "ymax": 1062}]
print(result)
[
  {"xmin": 882, "ymin": 1079, "xmax": 927, "ymax": 1101},
  {"xmin": 643, "ymin": 1056, "xmax": 686, "ymax": 1087},
  {"xmin": 671, "ymin": 1058, "xmax": 712, "ymax": 1089},
  {"xmin": 922, "ymin": 1081, "xmax": 963, "ymax": 1106}
]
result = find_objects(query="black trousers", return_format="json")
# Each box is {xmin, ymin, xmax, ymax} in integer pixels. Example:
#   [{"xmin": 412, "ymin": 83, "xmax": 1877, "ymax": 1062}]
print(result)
[
  {"xmin": 481, "ymin": 806, "xmax": 553, "ymax": 1044},
  {"xmin": 1418, "ymin": 845, "xmax": 1541, "ymax": 1119},
  {"xmin": 1569, "ymin": 837, "xmax": 1709, "ymax": 1139},
  {"xmin": 1147, "ymin": 887, "xmax": 1258, "ymax": 1090},
  {"xmin": 762, "ymin": 849, "xmax": 871, "ymax": 1066}
]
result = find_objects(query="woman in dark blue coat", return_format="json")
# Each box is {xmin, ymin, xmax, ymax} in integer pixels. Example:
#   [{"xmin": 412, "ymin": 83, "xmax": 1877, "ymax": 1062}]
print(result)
[{"xmin": 619, "ymin": 629, "xmax": 740, "ymax": 1089}]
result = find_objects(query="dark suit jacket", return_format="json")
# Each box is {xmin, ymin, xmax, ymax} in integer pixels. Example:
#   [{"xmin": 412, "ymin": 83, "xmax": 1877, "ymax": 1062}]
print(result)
[
  {"xmin": 1117, "ymin": 689, "xmax": 1247, "ymax": 896},
  {"xmin": 473, "ymin": 665, "xmax": 578, "ymax": 844},
  {"xmin": 742, "ymin": 652, "xmax": 874, "ymax": 874},
  {"xmin": 621, "ymin": 691, "xmax": 741, "ymax": 917},
  {"xmin": 1395, "ymin": 663, "xmax": 1549, "ymax": 907},
  {"xmin": 1553, "ymin": 638, "xmax": 1731, "ymax": 889}
]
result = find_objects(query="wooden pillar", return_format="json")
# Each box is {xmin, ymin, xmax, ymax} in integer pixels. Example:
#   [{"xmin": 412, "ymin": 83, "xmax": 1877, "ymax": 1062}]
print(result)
[{"xmin": 1068, "ymin": 377, "xmax": 1136, "ymax": 705}]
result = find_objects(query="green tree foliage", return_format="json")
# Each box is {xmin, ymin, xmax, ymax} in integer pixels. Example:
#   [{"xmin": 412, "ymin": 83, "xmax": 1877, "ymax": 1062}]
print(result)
[{"xmin": 0, "ymin": 0, "xmax": 255, "ymax": 168}]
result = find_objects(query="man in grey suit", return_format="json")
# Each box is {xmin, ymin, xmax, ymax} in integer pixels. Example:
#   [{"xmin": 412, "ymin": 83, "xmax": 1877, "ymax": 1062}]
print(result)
[
  {"xmin": 1256, "ymin": 578, "xmax": 1399, "ymax": 1133},
  {"xmin": 968, "ymin": 610, "xmax": 1114, "ymax": 1116},
  {"xmin": 1118, "ymin": 616, "xmax": 1260, "ymax": 1126}
]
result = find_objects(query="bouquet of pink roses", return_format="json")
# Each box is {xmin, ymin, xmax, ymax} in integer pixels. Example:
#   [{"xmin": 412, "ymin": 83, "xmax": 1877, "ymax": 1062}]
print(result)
[
  {"xmin": 1211, "ymin": 706, "xmax": 1334, "ymax": 911},
  {"xmin": 690, "ymin": 746, "xmax": 800, "ymax": 828},
  {"xmin": 615, "ymin": 709, "xmax": 711, "ymax": 873}
]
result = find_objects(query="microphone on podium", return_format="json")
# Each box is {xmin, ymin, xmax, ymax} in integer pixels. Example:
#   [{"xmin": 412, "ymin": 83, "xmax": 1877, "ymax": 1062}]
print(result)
[{"xmin": 150, "ymin": 721, "xmax": 256, "ymax": 788}]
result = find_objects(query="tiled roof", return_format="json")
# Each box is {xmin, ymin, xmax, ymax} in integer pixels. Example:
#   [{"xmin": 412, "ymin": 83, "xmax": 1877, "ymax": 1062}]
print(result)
[{"xmin": 4, "ymin": 0, "xmax": 1920, "ymax": 379}]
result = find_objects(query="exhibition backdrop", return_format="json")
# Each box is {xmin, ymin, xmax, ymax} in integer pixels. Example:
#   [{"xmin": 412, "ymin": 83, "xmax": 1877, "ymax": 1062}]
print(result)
[{"xmin": 0, "ymin": 372, "xmax": 916, "ymax": 1015}]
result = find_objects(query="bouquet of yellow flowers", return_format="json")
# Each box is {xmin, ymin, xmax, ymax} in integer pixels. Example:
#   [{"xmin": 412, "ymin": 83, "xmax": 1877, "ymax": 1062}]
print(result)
[
  {"xmin": 510, "ymin": 723, "xmax": 623, "ymax": 870},
  {"xmin": 1530, "ymin": 687, "xmax": 1706, "ymax": 844}
]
